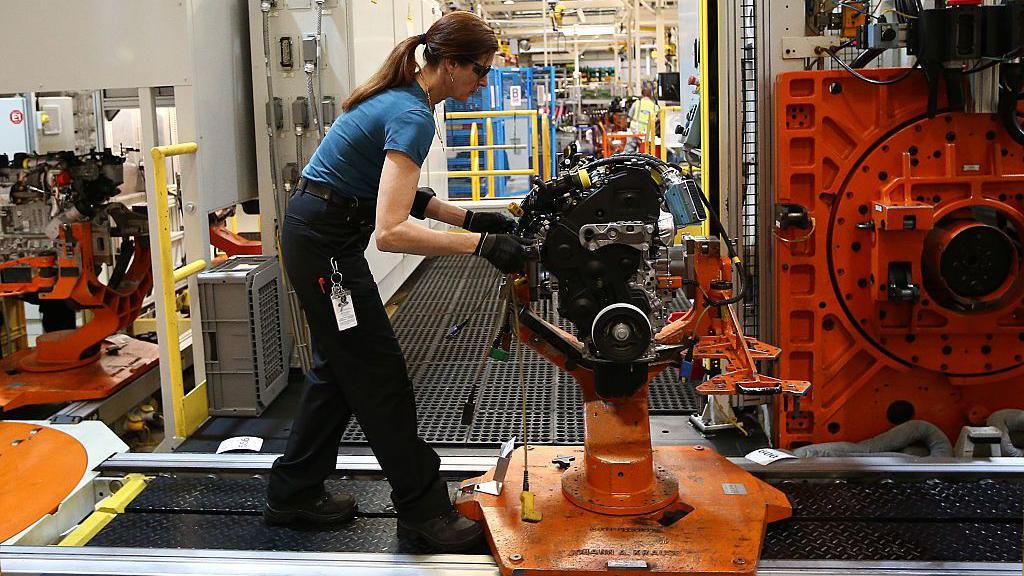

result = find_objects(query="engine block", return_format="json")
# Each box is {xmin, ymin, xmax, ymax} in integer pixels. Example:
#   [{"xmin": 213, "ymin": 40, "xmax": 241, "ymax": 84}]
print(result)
[{"xmin": 517, "ymin": 153, "xmax": 706, "ymax": 368}]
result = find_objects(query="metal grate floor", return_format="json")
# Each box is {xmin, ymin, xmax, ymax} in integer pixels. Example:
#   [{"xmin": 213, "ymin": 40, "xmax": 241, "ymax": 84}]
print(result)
[
  {"xmin": 341, "ymin": 256, "xmax": 700, "ymax": 447},
  {"xmin": 94, "ymin": 474, "xmax": 1024, "ymax": 563}
]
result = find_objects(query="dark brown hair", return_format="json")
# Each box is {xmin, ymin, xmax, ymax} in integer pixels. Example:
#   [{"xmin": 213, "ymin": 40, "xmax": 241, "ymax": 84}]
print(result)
[{"xmin": 342, "ymin": 11, "xmax": 498, "ymax": 111}]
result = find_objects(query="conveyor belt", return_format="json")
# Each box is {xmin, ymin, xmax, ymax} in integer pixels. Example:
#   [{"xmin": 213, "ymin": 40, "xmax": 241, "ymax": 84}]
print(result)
[{"xmin": 90, "ymin": 474, "xmax": 1024, "ymax": 562}]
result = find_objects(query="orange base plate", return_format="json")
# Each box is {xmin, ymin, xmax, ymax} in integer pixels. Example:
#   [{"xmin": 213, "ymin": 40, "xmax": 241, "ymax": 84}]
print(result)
[
  {"xmin": 456, "ymin": 445, "xmax": 790, "ymax": 576},
  {"xmin": 0, "ymin": 422, "xmax": 88, "ymax": 542},
  {"xmin": 0, "ymin": 338, "xmax": 159, "ymax": 412}
]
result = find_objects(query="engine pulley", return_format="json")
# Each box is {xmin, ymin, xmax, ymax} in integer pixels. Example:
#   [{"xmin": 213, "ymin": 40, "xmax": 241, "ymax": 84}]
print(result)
[{"xmin": 591, "ymin": 302, "xmax": 653, "ymax": 362}]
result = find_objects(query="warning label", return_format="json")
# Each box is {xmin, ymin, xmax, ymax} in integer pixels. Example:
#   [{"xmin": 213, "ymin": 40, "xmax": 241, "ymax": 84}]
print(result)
[{"xmin": 9, "ymin": 109, "xmax": 24, "ymax": 125}]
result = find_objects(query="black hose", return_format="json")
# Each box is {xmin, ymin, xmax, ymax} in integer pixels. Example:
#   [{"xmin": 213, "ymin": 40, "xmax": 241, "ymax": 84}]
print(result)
[
  {"xmin": 998, "ymin": 63, "xmax": 1024, "ymax": 145},
  {"xmin": 851, "ymin": 48, "xmax": 885, "ymax": 69}
]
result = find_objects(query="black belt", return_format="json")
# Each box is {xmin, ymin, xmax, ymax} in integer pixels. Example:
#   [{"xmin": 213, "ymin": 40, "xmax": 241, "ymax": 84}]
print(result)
[
  {"xmin": 295, "ymin": 177, "xmax": 376, "ymax": 223},
  {"xmin": 295, "ymin": 177, "xmax": 369, "ymax": 208}
]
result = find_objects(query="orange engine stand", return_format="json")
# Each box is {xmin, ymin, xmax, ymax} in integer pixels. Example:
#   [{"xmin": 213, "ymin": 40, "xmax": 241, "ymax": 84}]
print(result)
[{"xmin": 456, "ymin": 262, "xmax": 808, "ymax": 575}]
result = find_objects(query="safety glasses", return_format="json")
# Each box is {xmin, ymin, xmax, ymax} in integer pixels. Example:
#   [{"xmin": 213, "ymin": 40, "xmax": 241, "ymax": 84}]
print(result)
[{"xmin": 469, "ymin": 60, "xmax": 492, "ymax": 78}]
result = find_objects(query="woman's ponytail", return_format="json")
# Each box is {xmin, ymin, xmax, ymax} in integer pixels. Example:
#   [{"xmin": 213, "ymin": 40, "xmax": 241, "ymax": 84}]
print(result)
[{"xmin": 341, "ymin": 11, "xmax": 497, "ymax": 112}]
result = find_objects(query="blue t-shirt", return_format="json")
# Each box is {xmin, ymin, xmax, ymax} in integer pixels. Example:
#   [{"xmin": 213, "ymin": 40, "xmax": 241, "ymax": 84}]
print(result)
[{"xmin": 301, "ymin": 82, "xmax": 435, "ymax": 200}]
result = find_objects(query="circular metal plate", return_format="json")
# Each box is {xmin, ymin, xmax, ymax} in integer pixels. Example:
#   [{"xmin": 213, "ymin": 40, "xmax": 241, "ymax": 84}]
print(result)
[{"xmin": 0, "ymin": 422, "xmax": 88, "ymax": 542}]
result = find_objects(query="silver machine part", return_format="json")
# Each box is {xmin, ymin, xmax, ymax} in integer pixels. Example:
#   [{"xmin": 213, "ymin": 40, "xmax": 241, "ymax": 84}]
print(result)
[{"xmin": 579, "ymin": 221, "xmax": 654, "ymax": 251}]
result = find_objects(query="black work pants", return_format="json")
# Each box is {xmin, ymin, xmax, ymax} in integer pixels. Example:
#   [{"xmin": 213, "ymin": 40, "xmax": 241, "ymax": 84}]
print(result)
[{"xmin": 266, "ymin": 191, "xmax": 449, "ymax": 521}]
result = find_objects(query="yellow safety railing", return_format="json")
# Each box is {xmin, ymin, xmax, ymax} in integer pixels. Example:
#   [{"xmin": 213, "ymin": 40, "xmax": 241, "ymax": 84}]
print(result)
[
  {"xmin": 541, "ymin": 114, "xmax": 552, "ymax": 181},
  {"xmin": 659, "ymin": 105, "xmax": 682, "ymax": 161},
  {"xmin": 470, "ymin": 123, "xmax": 481, "ymax": 201},
  {"xmin": 151, "ymin": 142, "xmax": 209, "ymax": 440},
  {"xmin": 485, "ymin": 118, "xmax": 495, "ymax": 197},
  {"xmin": 446, "ymin": 110, "xmax": 545, "ymax": 195}
]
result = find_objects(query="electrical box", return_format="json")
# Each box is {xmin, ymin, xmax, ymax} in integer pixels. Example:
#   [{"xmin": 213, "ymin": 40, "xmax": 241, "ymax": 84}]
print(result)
[
  {"xmin": 34, "ymin": 96, "xmax": 76, "ymax": 153},
  {"xmin": 0, "ymin": 97, "xmax": 29, "ymax": 157}
]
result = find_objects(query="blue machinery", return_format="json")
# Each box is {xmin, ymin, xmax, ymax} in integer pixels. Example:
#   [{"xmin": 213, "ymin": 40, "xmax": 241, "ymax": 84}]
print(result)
[{"xmin": 445, "ymin": 66, "xmax": 557, "ymax": 200}]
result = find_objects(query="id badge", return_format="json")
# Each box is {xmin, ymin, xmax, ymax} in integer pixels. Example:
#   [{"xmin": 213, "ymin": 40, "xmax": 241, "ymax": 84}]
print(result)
[
  {"xmin": 328, "ymin": 257, "xmax": 358, "ymax": 331},
  {"xmin": 331, "ymin": 286, "xmax": 358, "ymax": 331}
]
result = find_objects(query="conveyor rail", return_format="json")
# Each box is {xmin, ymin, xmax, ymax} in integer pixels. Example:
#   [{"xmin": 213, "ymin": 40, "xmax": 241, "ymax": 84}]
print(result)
[{"xmin": 81, "ymin": 472, "xmax": 1023, "ymax": 563}]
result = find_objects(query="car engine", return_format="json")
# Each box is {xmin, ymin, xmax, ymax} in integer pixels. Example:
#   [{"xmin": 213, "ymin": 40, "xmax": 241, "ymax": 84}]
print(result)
[
  {"xmin": 516, "ymin": 152, "xmax": 713, "ymax": 395},
  {"xmin": 0, "ymin": 149, "xmax": 140, "ymax": 274}
]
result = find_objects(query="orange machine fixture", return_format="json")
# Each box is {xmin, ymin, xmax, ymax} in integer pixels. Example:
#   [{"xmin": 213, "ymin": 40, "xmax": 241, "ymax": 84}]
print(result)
[
  {"xmin": 456, "ymin": 238, "xmax": 809, "ymax": 576},
  {"xmin": 0, "ymin": 221, "xmax": 158, "ymax": 411},
  {"xmin": 773, "ymin": 68, "xmax": 1024, "ymax": 448}
]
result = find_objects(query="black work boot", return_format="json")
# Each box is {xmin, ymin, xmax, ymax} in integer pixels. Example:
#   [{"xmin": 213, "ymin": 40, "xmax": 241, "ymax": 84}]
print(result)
[
  {"xmin": 264, "ymin": 490, "xmax": 357, "ymax": 526},
  {"xmin": 397, "ymin": 508, "xmax": 484, "ymax": 552}
]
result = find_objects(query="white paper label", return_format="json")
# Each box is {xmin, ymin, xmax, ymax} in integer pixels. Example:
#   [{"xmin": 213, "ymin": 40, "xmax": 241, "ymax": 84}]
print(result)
[
  {"xmin": 509, "ymin": 85, "xmax": 522, "ymax": 107},
  {"xmin": 331, "ymin": 288, "xmax": 358, "ymax": 331},
  {"xmin": 216, "ymin": 436, "xmax": 264, "ymax": 454},
  {"xmin": 745, "ymin": 448, "xmax": 798, "ymax": 466}
]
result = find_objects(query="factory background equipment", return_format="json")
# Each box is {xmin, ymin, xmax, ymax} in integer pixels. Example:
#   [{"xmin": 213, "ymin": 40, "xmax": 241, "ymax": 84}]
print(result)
[
  {"xmin": 766, "ymin": 2, "xmax": 1024, "ymax": 448},
  {"xmin": 773, "ymin": 68, "xmax": 1024, "ymax": 448},
  {"xmin": 0, "ymin": 0, "xmax": 258, "ymax": 447},
  {"xmin": 0, "ymin": 150, "xmax": 157, "ymax": 411}
]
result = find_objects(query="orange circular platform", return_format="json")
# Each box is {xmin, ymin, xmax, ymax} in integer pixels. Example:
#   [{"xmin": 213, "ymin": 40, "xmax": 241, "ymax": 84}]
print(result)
[{"xmin": 0, "ymin": 422, "xmax": 88, "ymax": 542}]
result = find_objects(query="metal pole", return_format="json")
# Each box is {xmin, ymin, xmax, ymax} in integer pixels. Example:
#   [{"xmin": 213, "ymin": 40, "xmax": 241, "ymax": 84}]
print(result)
[
  {"xmin": 633, "ymin": 0, "xmax": 642, "ymax": 95},
  {"xmin": 542, "ymin": 0, "xmax": 549, "ymax": 67},
  {"xmin": 486, "ymin": 119, "xmax": 495, "ymax": 197},
  {"xmin": 139, "ymin": 87, "xmax": 177, "ymax": 451},
  {"xmin": 656, "ymin": 14, "xmax": 665, "ymax": 75},
  {"xmin": 470, "ymin": 123, "xmax": 480, "ymax": 201}
]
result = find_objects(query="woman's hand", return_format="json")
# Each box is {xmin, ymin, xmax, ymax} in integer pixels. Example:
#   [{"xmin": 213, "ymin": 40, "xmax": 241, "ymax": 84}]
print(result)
[
  {"xmin": 474, "ymin": 233, "xmax": 530, "ymax": 273},
  {"xmin": 462, "ymin": 210, "xmax": 517, "ymax": 234}
]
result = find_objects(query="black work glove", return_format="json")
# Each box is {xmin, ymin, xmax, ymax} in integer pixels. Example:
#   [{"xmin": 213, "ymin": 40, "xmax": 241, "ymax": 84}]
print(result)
[
  {"xmin": 463, "ymin": 210, "xmax": 517, "ymax": 234},
  {"xmin": 474, "ymin": 233, "xmax": 529, "ymax": 274}
]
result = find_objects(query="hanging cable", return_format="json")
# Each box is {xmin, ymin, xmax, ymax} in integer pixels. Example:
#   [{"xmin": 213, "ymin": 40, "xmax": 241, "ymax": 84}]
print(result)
[
  {"xmin": 313, "ymin": 0, "xmax": 327, "ymax": 140},
  {"xmin": 826, "ymin": 49, "xmax": 922, "ymax": 86},
  {"xmin": 261, "ymin": 3, "xmax": 283, "ymax": 206}
]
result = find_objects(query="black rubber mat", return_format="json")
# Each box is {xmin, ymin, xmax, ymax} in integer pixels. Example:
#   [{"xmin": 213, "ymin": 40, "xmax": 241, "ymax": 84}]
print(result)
[
  {"xmin": 127, "ymin": 475, "xmax": 464, "ymax": 517},
  {"xmin": 129, "ymin": 477, "xmax": 396, "ymax": 516},
  {"xmin": 762, "ymin": 520, "xmax": 1021, "ymax": 562},
  {"xmin": 776, "ymin": 479, "xmax": 1024, "ymax": 520},
  {"xmin": 88, "ymin": 513, "xmax": 491, "ymax": 555}
]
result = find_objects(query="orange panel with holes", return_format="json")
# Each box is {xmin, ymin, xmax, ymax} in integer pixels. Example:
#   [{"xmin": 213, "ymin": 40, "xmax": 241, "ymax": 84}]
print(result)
[{"xmin": 773, "ymin": 69, "xmax": 1024, "ymax": 448}]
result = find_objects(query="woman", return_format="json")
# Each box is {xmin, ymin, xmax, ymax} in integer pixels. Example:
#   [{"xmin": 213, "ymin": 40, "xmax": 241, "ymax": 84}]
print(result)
[{"xmin": 264, "ymin": 11, "xmax": 526, "ymax": 552}]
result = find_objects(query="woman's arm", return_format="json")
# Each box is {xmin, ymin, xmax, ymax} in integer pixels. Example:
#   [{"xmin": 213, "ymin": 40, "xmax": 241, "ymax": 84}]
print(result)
[
  {"xmin": 375, "ymin": 150, "xmax": 479, "ymax": 256},
  {"xmin": 423, "ymin": 195, "xmax": 468, "ymax": 227}
]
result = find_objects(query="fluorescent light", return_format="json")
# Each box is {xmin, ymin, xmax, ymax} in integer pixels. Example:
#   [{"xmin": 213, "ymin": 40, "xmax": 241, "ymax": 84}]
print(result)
[
  {"xmin": 567, "ymin": 24, "xmax": 615, "ymax": 37},
  {"xmin": 503, "ymin": 0, "xmax": 514, "ymax": 4}
]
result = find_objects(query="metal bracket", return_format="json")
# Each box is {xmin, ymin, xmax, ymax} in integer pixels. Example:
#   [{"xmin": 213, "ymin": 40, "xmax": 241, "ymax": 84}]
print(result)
[
  {"xmin": 782, "ymin": 36, "xmax": 842, "ymax": 59},
  {"xmin": 551, "ymin": 455, "xmax": 575, "ymax": 470}
]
